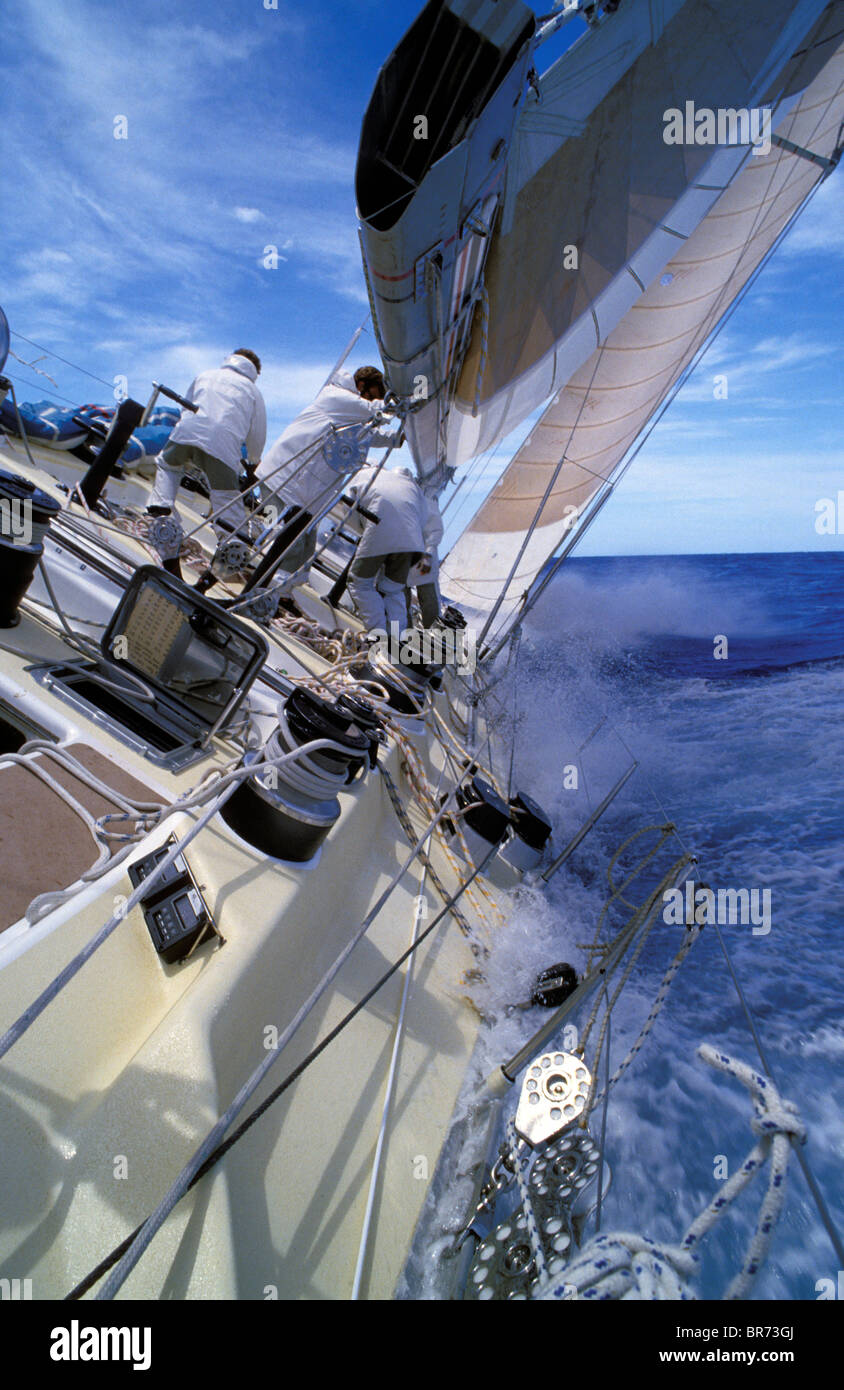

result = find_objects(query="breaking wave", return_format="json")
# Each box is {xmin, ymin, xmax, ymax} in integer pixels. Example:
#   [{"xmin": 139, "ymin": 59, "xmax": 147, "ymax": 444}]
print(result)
[{"xmin": 464, "ymin": 551, "xmax": 844, "ymax": 1300}]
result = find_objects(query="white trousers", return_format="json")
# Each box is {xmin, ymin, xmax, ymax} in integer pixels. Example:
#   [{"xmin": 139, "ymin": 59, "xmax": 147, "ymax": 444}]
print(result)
[{"xmin": 148, "ymin": 448, "xmax": 247, "ymax": 541}]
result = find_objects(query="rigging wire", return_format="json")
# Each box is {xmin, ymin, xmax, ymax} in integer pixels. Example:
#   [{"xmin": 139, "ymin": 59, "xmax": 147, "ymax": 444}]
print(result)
[{"xmin": 10, "ymin": 330, "xmax": 115, "ymax": 389}]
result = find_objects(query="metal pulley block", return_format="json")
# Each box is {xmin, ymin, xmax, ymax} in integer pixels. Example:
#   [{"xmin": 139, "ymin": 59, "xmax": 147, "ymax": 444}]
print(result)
[
  {"xmin": 465, "ymin": 1211, "xmax": 573, "ymax": 1301},
  {"xmin": 211, "ymin": 536, "xmax": 251, "ymax": 578},
  {"xmin": 529, "ymin": 1129, "xmax": 609, "ymax": 1237},
  {"xmin": 322, "ymin": 425, "xmax": 371, "ymax": 474},
  {"xmin": 235, "ymin": 588, "xmax": 282, "ymax": 625},
  {"xmin": 146, "ymin": 512, "xmax": 183, "ymax": 561},
  {"xmin": 514, "ymin": 1050, "xmax": 592, "ymax": 1147}
]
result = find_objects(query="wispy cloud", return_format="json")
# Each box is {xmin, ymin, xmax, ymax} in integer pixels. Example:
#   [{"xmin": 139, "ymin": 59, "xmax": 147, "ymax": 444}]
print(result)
[
  {"xmin": 2, "ymin": 0, "xmax": 365, "ymax": 349},
  {"xmin": 778, "ymin": 173, "xmax": 844, "ymax": 257}
]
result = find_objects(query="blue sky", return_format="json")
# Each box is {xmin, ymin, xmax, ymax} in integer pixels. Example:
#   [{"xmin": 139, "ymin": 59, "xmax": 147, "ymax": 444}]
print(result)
[{"xmin": 1, "ymin": 0, "xmax": 843, "ymax": 556}]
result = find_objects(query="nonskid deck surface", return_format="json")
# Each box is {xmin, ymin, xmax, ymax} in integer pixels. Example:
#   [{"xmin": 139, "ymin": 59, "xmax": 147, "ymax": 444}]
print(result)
[{"xmin": 0, "ymin": 741, "xmax": 165, "ymax": 933}]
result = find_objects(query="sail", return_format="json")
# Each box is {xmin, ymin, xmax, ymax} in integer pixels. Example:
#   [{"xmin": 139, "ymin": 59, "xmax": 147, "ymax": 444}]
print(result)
[
  {"xmin": 446, "ymin": 0, "xmax": 836, "ymax": 471},
  {"xmin": 441, "ymin": 8, "xmax": 844, "ymax": 641},
  {"xmin": 356, "ymin": 0, "xmax": 537, "ymax": 490}
]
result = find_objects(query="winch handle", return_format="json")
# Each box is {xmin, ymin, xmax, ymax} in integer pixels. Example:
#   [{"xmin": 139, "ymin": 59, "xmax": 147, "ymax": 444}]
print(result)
[
  {"xmin": 152, "ymin": 383, "xmax": 199, "ymax": 413},
  {"xmin": 340, "ymin": 494, "xmax": 379, "ymax": 525},
  {"xmin": 141, "ymin": 382, "xmax": 199, "ymax": 427}
]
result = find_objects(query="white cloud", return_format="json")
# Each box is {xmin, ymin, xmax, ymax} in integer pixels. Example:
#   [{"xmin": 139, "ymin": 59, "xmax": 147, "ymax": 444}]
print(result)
[
  {"xmin": 234, "ymin": 207, "xmax": 265, "ymax": 223},
  {"xmin": 778, "ymin": 173, "xmax": 844, "ymax": 257}
]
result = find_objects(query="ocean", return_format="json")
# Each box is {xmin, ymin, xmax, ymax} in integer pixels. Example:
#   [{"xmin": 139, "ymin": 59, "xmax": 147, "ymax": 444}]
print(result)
[{"xmin": 462, "ymin": 550, "xmax": 843, "ymax": 1301}]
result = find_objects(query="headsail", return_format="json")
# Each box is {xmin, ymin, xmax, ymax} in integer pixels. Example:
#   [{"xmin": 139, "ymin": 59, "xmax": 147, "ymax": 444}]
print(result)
[
  {"xmin": 439, "ymin": 2, "xmax": 844, "ymax": 647},
  {"xmin": 445, "ymin": 0, "xmax": 837, "ymax": 467},
  {"xmin": 356, "ymin": 0, "xmax": 844, "ymax": 646}
]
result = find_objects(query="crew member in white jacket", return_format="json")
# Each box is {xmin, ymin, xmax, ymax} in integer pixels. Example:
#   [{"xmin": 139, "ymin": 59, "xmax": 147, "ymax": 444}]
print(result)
[
  {"xmin": 254, "ymin": 366, "xmax": 397, "ymax": 576},
  {"xmin": 347, "ymin": 466, "xmax": 441, "ymax": 633},
  {"xmin": 147, "ymin": 350, "xmax": 266, "ymax": 579}
]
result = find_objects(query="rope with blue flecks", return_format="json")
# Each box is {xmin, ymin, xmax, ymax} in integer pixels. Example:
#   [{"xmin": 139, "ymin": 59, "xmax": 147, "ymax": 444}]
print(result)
[
  {"xmin": 531, "ymin": 1045, "xmax": 806, "ymax": 1300},
  {"xmin": 506, "ymin": 1118, "xmax": 548, "ymax": 1285}
]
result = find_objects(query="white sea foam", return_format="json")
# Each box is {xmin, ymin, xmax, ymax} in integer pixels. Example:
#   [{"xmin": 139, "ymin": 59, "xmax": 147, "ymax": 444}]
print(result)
[{"xmin": 419, "ymin": 556, "xmax": 843, "ymax": 1301}]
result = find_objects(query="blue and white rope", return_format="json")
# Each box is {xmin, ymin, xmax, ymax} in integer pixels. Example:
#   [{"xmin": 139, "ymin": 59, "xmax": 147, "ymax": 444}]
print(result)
[
  {"xmin": 507, "ymin": 1118, "xmax": 547, "ymax": 1284},
  {"xmin": 531, "ymin": 1046, "xmax": 805, "ymax": 1301}
]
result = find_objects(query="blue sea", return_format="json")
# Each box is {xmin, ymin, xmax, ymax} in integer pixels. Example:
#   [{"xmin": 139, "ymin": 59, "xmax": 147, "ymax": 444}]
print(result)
[{"xmin": 470, "ymin": 551, "xmax": 844, "ymax": 1301}]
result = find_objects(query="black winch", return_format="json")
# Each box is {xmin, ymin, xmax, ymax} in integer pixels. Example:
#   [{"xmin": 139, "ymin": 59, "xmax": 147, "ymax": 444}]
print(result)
[
  {"xmin": 0, "ymin": 468, "xmax": 61, "ymax": 628},
  {"xmin": 221, "ymin": 686, "xmax": 381, "ymax": 862},
  {"xmin": 351, "ymin": 657, "xmax": 435, "ymax": 714},
  {"xmin": 334, "ymin": 691, "xmax": 384, "ymax": 770},
  {"xmin": 283, "ymin": 686, "xmax": 373, "ymax": 783},
  {"xmin": 509, "ymin": 792, "xmax": 552, "ymax": 852},
  {"xmin": 454, "ymin": 775, "xmax": 511, "ymax": 847},
  {"xmin": 500, "ymin": 790, "xmax": 553, "ymax": 872}
]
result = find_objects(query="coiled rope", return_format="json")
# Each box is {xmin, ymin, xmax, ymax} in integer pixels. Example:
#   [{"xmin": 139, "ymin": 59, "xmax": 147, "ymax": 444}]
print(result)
[{"xmin": 531, "ymin": 1045, "xmax": 806, "ymax": 1301}]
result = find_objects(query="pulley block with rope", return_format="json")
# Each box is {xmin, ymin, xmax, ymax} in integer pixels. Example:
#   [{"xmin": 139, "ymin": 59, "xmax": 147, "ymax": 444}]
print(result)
[
  {"xmin": 529, "ymin": 1129, "xmax": 609, "ymax": 1236},
  {"xmin": 209, "ymin": 535, "xmax": 252, "ymax": 580},
  {"xmin": 465, "ymin": 1209, "xmax": 572, "ymax": 1301},
  {"xmin": 515, "ymin": 1049, "xmax": 593, "ymax": 1147}
]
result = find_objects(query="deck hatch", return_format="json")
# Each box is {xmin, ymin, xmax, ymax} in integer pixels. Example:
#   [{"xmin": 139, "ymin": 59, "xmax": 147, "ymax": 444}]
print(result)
[{"xmin": 32, "ymin": 566, "xmax": 268, "ymax": 769}]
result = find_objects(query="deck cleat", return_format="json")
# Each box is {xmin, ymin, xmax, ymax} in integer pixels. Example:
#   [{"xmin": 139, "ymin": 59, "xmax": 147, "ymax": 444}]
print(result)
[{"xmin": 514, "ymin": 1051, "xmax": 592, "ymax": 1148}]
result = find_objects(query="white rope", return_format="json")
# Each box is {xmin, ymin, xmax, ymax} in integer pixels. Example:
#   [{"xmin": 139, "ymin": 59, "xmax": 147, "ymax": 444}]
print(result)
[
  {"xmin": 532, "ymin": 1231, "xmax": 698, "ymax": 1301},
  {"xmin": 589, "ymin": 920, "xmax": 703, "ymax": 1108},
  {"xmin": 506, "ymin": 1118, "xmax": 547, "ymax": 1284},
  {"xmin": 683, "ymin": 1046, "xmax": 806, "ymax": 1301}
]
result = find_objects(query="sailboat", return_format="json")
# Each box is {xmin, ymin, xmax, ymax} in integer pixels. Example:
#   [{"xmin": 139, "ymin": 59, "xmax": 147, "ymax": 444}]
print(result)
[{"xmin": 0, "ymin": 0, "xmax": 842, "ymax": 1303}]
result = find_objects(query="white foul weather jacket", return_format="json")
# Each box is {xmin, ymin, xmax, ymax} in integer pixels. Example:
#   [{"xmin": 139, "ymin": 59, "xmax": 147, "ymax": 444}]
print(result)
[
  {"xmin": 169, "ymin": 355, "xmax": 266, "ymax": 471},
  {"xmin": 256, "ymin": 370, "xmax": 395, "ymax": 511},
  {"xmin": 351, "ymin": 467, "xmax": 441, "ymax": 561}
]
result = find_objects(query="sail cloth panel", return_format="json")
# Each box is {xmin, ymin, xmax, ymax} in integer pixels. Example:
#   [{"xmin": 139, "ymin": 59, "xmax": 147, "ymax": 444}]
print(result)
[
  {"xmin": 441, "ymin": 21, "xmax": 844, "ymax": 631},
  {"xmin": 447, "ymin": 0, "xmax": 833, "ymax": 471}
]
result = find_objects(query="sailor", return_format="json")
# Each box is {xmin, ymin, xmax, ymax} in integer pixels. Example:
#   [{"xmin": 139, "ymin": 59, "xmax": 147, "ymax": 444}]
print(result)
[
  {"xmin": 146, "ymin": 349, "xmax": 266, "ymax": 581},
  {"xmin": 254, "ymin": 366, "xmax": 397, "ymax": 577},
  {"xmin": 346, "ymin": 465, "xmax": 440, "ymax": 635}
]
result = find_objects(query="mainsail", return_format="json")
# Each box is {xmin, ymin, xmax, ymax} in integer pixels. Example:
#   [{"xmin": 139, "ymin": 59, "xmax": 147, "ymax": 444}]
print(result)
[{"xmin": 440, "ymin": 1, "xmax": 844, "ymax": 647}]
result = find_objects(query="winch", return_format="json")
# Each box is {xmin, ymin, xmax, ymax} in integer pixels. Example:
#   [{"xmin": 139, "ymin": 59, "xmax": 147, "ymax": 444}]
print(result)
[
  {"xmin": 447, "ymin": 775, "xmax": 511, "ymax": 866},
  {"xmin": 220, "ymin": 686, "xmax": 380, "ymax": 862},
  {"xmin": 500, "ymin": 791, "xmax": 552, "ymax": 872},
  {"xmin": 0, "ymin": 468, "xmax": 61, "ymax": 628},
  {"xmin": 351, "ymin": 652, "xmax": 436, "ymax": 716}
]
